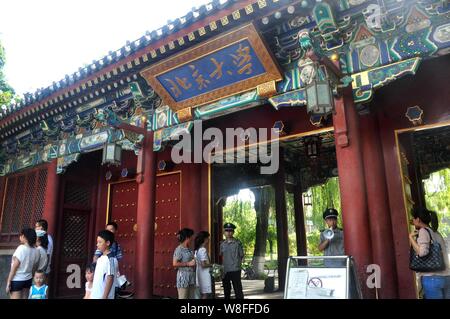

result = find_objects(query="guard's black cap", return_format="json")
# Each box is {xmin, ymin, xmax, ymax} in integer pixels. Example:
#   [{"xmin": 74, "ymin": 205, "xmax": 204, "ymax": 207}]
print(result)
[
  {"xmin": 223, "ymin": 223, "xmax": 236, "ymax": 231},
  {"xmin": 323, "ymin": 208, "xmax": 339, "ymax": 220}
]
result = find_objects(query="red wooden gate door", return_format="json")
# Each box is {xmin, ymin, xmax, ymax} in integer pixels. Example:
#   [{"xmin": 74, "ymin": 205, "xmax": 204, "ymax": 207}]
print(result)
[
  {"xmin": 56, "ymin": 179, "xmax": 96, "ymax": 298},
  {"xmin": 154, "ymin": 172, "xmax": 181, "ymax": 298},
  {"xmin": 107, "ymin": 180, "xmax": 138, "ymax": 289}
]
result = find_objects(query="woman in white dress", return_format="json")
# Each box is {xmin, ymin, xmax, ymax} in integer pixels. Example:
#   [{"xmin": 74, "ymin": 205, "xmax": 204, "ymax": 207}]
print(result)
[{"xmin": 194, "ymin": 231, "xmax": 212, "ymax": 299}]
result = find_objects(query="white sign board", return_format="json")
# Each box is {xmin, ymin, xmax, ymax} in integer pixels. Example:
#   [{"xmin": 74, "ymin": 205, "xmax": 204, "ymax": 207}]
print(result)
[{"xmin": 285, "ymin": 267, "xmax": 347, "ymax": 299}]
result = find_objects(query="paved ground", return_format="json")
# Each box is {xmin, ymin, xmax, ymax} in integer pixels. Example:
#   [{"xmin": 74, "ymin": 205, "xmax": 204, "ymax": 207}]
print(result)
[{"xmin": 214, "ymin": 278, "xmax": 283, "ymax": 299}]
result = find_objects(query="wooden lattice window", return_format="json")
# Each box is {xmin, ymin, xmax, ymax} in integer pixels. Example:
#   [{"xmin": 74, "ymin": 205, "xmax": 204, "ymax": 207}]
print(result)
[
  {"xmin": 61, "ymin": 212, "xmax": 89, "ymax": 259},
  {"xmin": 0, "ymin": 168, "xmax": 48, "ymax": 243},
  {"xmin": 60, "ymin": 180, "xmax": 92, "ymax": 259},
  {"xmin": 64, "ymin": 182, "xmax": 91, "ymax": 208}
]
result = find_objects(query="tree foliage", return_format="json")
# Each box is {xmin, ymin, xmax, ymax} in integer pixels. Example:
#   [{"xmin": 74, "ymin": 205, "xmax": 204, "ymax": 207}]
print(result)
[
  {"xmin": 304, "ymin": 177, "xmax": 342, "ymax": 255},
  {"xmin": 222, "ymin": 197, "xmax": 257, "ymax": 256},
  {"xmin": 223, "ymin": 177, "xmax": 342, "ymax": 258},
  {"xmin": 424, "ymin": 168, "xmax": 450, "ymax": 238},
  {"xmin": 0, "ymin": 40, "xmax": 16, "ymax": 107},
  {"xmin": 223, "ymin": 188, "xmax": 278, "ymax": 260},
  {"xmin": 222, "ymin": 178, "xmax": 343, "ymax": 261},
  {"xmin": 309, "ymin": 177, "xmax": 342, "ymax": 227}
]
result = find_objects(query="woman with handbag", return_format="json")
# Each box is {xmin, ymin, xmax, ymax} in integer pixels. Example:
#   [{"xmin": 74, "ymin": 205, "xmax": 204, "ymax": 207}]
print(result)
[{"xmin": 409, "ymin": 207, "xmax": 449, "ymax": 299}]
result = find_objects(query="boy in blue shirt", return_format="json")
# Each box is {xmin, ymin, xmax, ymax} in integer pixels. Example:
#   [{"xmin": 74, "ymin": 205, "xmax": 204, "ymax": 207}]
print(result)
[{"xmin": 29, "ymin": 270, "xmax": 48, "ymax": 299}]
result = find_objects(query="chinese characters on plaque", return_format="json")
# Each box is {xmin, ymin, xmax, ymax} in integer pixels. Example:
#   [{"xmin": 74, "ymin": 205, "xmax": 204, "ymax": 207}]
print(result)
[
  {"xmin": 141, "ymin": 24, "xmax": 282, "ymax": 111},
  {"xmin": 157, "ymin": 40, "xmax": 266, "ymax": 102}
]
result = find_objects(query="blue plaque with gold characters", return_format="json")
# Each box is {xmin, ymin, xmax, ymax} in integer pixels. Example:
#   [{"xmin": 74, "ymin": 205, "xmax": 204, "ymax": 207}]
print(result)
[{"xmin": 141, "ymin": 23, "xmax": 282, "ymax": 111}]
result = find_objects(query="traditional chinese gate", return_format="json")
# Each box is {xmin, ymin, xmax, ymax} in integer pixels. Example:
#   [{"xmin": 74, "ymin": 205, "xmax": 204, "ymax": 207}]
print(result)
[
  {"xmin": 153, "ymin": 171, "xmax": 181, "ymax": 298},
  {"xmin": 107, "ymin": 180, "xmax": 138, "ymax": 288}
]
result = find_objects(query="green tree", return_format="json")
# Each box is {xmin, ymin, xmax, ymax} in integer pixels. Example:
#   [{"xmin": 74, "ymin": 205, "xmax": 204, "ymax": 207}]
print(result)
[
  {"xmin": 252, "ymin": 186, "xmax": 271, "ymax": 275},
  {"xmin": 424, "ymin": 168, "xmax": 450, "ymax": 238},
  {"xmin": 286, "ymin": 192, "xmax": 298, "ymax": 255},
  {"xmin": 0, "ymin": 41, "xmax": 16, "ymax": 107},
  {"xmin": 305, "ymin": 177, "xmax": 342, "ymax": 255},
  {"xmin": 223, "ymin": 189, "xmax": 278, "ymax": 264},
  {"xmin": 222, "ymin": 178, "xmax": 343, "ymax": 262},
  {"xmin": 267, "ymin": 210, "xmax": 277, "ymax": 260},
  {"xmin": 222, "ymin": 197, "xmax": 256, "ymax": 257}
]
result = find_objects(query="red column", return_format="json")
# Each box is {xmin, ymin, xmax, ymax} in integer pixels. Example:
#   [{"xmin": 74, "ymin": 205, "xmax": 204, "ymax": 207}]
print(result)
[
  {"xmin": 135, "ymin": 131, "xmax": 157, "ymax": 299},
  {"xmin": 360, "ymin": 112, "xmax": 398, "ymax": 298},
  {"xmin": 293, "ymin": 184, "xmax": 307, "ymax": 257},
  {"xmin": 377, "ymin": 113, "xmax": 416, "ymax": 298},
  {"xmin": 42, "ymin": 160, "xmax": 60, "ymax": 239},
  {"xmin": 41, "ymin": 160, "xmax": 60, "ymax": 298},
  {"xmin": 274, "ymin": 149, "xmax": 289, "ymax": 291},
  {"xmin": 333, "ymin": 88, "xmax": 374, "ymax": 298}
]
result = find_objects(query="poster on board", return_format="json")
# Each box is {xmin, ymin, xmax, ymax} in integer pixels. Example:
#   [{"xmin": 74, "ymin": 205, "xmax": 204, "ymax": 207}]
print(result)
[{"xmin": 285, "ymin": 267, "xmax": 347, "ymax": 299}]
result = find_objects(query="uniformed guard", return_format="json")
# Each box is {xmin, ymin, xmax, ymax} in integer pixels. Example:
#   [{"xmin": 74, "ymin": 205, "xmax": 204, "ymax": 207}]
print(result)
[
  {"xmin": 220, "ymin": 223, "xmax": 244, "ymax": 299},
  {"xmin": 318, "ymin": 208, "xmax": 345, "ymax": 267}
]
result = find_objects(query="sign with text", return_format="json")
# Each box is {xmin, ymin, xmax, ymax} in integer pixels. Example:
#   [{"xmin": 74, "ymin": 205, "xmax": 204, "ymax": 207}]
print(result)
[
  {"xmin": 285, "ymin": 267, "xmax": 347, "ymax": 299},
  {"xmin": 284, "ymin": 256, "xmax": 362, "ymax": 299},
  {"xmin": 141, "ymin": 24, "xmax": 282, "ymax": 111}
]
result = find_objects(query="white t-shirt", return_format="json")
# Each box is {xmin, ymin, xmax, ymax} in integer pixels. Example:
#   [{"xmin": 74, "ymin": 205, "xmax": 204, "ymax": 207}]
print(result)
[
  {"xmin": 91, "ymin": 254, "xmax": 118, "ymax": 299},
  {"xmin": 195, "ymin": 247, "xmax": 212, "ymax": 294},
  {"xmin": 36, "ymin": 246, "xmax": 48, "ymax": 272},
  {"xmin": 12, "ymin": 244, "xmax": 39, "ymax": 281},
  {"xmin": 46, "ymin": 234, "xmax": 53, "ymax": 274}
]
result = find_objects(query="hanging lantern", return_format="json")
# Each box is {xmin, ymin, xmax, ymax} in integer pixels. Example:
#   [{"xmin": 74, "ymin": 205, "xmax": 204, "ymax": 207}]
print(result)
[
  {"xmin": 305, "ymin": 63, "xmax": 335, "ymax": 116},
  {"xmin": 306, "ymin": 79, "xmax": 334, "ymax": 115},
  {"xmin": 305, "ymin": 136, "xmax": 321, "ymax": 158},
  {"xmin": 102, "ymin": 142, "xmax": 122, "ymax": 166},
  {"xmin": 303, "ymin": 193, "xmax": 312, "ymax": 206}
]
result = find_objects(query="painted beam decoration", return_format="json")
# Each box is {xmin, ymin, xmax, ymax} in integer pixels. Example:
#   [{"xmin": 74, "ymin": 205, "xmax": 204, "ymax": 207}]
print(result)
[
  {"xmin": 141, "ymin": 23, "xmax": 282, "ymax": 111},
  {"xmin": 194, "ymin": 89, "xmax": 260, "ymax": 120},
  {"xmin": 0, "ymin": 128, "xmax": 124, "ymax": 176},
  {"xmin": 268, "ymin": 88, "xmax": 307, "ymax": 110},
  {"xmin": 351, "ymin": 57, "xmax": 421, "ymax": 103},
  {"xmin": 153, "ymin": 121, "xmax": 193, "ymax": 152}
]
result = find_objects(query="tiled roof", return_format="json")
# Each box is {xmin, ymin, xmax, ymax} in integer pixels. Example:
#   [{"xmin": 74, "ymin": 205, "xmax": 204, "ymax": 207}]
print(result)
[{"xmin": 0, "ymin": 0, "xmax": 251, "ymax": 120}]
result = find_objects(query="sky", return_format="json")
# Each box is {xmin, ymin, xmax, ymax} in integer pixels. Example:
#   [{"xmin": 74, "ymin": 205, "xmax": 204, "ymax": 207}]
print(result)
[
  {"xmin": 0, "ymin": 0, "xmax": 212, "ymax": 96},
  {"xmin": 227, "ymin": 188, "xmax": 255, "ymax": 205}
]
